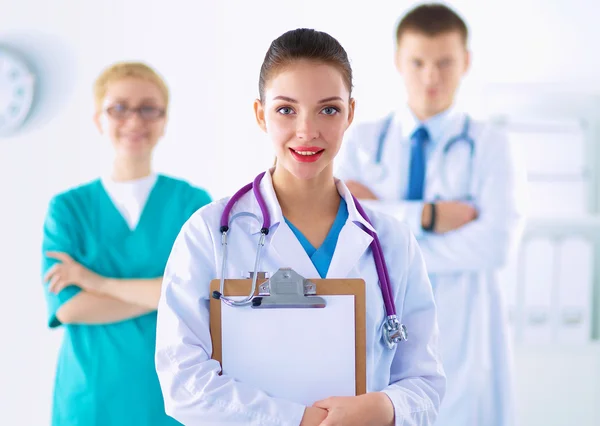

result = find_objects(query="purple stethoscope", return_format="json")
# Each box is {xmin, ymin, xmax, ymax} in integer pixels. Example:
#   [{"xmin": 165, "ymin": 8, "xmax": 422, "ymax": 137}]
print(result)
[{"xmin": 212, "ymin": 171, "xmax": 407, "ymax": 349}]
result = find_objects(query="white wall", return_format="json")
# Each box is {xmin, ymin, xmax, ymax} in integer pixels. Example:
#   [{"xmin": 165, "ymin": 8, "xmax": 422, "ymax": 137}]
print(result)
[{"xmin": 1, "ymin": 0, "xmax": 598, "ymax": 424}]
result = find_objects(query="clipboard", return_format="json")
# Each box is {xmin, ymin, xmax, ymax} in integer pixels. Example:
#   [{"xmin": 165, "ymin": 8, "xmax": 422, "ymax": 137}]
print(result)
[{"xmin": 210, "ymin": 268, "xmax": 367, "ymax": 397}]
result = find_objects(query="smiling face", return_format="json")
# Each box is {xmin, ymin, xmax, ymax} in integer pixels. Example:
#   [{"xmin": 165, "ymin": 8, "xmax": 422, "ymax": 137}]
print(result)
[
  {"xmin": 254, "ymin": 59, "xmax": 355, "ymax": 181},
  {"xmin": 94, "ymin": 77, "xmax": 167, "ymax": 162}
]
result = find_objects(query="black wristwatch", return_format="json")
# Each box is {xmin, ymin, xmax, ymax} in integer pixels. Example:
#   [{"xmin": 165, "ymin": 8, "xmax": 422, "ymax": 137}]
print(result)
[{"xmin": 423, "ymin": 203, "xmax": 436, "ymax": 232}]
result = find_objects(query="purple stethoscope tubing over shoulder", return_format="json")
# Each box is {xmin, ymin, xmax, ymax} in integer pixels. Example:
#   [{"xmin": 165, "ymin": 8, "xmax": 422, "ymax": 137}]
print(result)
[{"xmin": 211, "ymin": 171, "xmax": 407, "ymax": 349}]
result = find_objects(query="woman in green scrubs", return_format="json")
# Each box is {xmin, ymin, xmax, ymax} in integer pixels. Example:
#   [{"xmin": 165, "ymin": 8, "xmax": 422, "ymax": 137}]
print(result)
[{"xmin": 41, "ymin": 62, "xmax": 211, "ymax": 426}]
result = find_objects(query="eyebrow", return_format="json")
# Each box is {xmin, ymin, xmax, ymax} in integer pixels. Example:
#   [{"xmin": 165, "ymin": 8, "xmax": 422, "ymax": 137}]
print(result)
[
  {"xmin": 109, "ymin": 97, "xmax": 161, "ymax": 104},
  {"xmin": 272, "ymin": 96, "xmax": 344, "ymax": 103}
]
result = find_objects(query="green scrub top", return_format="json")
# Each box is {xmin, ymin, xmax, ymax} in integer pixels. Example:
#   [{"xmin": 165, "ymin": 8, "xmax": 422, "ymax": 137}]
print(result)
[{"xmin": 41, "ymin": 175, "xmax": 211, "ymax": 426}]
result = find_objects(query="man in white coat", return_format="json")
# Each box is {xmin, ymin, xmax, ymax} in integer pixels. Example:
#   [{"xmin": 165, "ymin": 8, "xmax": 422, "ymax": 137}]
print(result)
[{"xmin": 335, "ymin": 4, "xmax": 528, "ymax": 425}]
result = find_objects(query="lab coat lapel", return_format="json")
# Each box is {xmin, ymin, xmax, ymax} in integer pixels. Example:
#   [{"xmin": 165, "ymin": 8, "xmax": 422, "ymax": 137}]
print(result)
[
  {"xmin": 249, "ymin": 170, "xmax": 321, "ymax": 278},
  {"xmin": 326, "ymin": 222, "xmax": 373, "ymax": 278},
  {"xmin": 427, "ymin": 111, "xmax": 472, "ymax": 200},
  {"xmin": 327, "ymin": 179, "xmax": 376, "ymax": 278},
  {"xmin": 428, "ymin": 109, "xmax": 466, "ymax": 163},
  {"xmin": 269, "ymin": 224, "xmax": 321, "ymax": 279}
]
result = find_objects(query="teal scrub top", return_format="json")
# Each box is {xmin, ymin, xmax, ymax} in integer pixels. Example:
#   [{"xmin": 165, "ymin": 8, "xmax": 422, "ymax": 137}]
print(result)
[
  {"xmin": 284, "ymin": 198, "xmax": 348, "ymax": 278},
  {"xmin": 41, "ymin": 175, "xmax": 211, "ymax": 426}
]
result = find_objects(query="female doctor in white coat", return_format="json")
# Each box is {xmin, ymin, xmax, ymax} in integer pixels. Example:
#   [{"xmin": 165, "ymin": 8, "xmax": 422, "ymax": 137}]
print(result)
[{"xmin": 155, "ymin": 28, "xmax": 445, "ymax": 426}]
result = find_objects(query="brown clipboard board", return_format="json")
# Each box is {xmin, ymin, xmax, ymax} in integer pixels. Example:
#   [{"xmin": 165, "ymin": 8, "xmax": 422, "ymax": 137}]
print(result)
[{"xmin": 209, "ymin": 277, "xmax": 367, "ymax": 396}]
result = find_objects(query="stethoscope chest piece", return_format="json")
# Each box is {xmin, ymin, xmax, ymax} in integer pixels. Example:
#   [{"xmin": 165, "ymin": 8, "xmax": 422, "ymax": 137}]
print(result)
[{"xmin": 383, "ymin": 315, "xmax": 408, "ymax": 349}]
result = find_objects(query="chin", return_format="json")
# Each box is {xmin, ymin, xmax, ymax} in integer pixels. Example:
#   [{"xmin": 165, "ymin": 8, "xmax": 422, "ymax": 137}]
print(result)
[{"xmin": 287, "ymin": 163, "xmax": 330, "ymax": 182}]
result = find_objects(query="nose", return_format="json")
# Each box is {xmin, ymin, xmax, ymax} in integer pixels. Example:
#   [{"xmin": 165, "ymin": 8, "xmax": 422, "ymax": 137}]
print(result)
[
  {"xmin": 122, "ymin": 111, "xmax": 146, "ymax": 129},
  {"xmin": 295, "ymin": 113, "xmax": 319, "ymax": 141},
  {"xmin": 423, "ymin": 64, "xmax": 441, "ymax": 86}
]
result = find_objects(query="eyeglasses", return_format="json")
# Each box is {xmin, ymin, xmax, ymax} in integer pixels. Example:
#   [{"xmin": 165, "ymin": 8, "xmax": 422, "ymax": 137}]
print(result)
[{"xmin": 105, "ymin": 104, "xmax": 166, "ymax": 121}]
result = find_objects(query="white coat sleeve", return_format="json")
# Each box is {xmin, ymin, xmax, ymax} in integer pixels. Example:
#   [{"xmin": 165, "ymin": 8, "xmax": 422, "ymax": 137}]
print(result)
[
  {"xmin": 381, "ymin": 226, "xmax": 446, "ymax": 425},
  {"xmin": 155, "ymin": 213, "xmax": 306, "ymax": 426},
  {"xmin": 336, "ymin": 124, "xmax": 426, "ymax": 236},
  {"xmin": 359, "ymin": 199, "xmax": 425, "ymax": 237},
  {"xmin": 417, "ymin": 128, "xmax": 528, "ymax": 273}
]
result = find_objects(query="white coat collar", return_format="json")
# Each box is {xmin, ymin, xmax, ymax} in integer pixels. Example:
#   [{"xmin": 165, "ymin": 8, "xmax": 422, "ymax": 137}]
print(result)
[
  {"xmin": 394, "ymin": 104, "xmax": 463, "ymax": 147},
  {"xmin": 229, "ymin": 169, "xmax": 376, "ymax": 236}
]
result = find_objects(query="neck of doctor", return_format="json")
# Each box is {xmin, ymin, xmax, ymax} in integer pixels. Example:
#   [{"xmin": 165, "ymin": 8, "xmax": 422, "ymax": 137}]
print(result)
[
  {"xmin": 111, "ymin": 155, "xmax": 153, "ymax": 182},
  {"xmin": 407, "ymin": 100, "xmax": 452, "ymax": 122},
  {"xmin": 271, "ymin": 165, "xmax": 340, "ymax": 221}
]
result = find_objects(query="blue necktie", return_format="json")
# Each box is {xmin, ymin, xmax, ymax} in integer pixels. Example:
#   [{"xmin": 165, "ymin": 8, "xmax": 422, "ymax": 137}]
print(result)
[{"xmin": 407, "ymin": 126, "xmax": 429, "ymax": 200}]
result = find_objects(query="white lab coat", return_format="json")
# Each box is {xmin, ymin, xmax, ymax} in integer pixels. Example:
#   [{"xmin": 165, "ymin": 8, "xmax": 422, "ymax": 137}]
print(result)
[
  {"xmin": 335, "ymin": 107, "xmax": 528, "ymax": 426},
  {"xmin": 155, "ymin": 170, "xmax": 446, "ymax": 426}
]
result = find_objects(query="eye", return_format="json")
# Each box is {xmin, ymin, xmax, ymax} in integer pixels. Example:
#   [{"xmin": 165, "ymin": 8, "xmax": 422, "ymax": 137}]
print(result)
[
  {"xmin": 276, "ymin": 106, "xmax": 294, "ymax": 115},
  {"xmin": 111, "ymin": 103, "xmax": 128, "ymax": 112},
  {"xmin": 139, "ymin": 105, "xmax": 165, "ymax": 120},
  {"xmin": 438, "ymin": 59, "xmax": 453, "ymax": 68},
  {"xmin": 321, "ymin": 106, "xmax": 339, "ymax": 116},
  {"xmin": 106, "ymin": 104, "xmax": 129, "ymax": 119},
  {"xmin": 412, "ymin": 59, "xmax": 423, "ymax": 68}
]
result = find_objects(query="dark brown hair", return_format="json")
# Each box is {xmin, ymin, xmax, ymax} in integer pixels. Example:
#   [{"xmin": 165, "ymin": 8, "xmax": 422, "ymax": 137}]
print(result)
[
  {"xmin": 258, "ymin": 28, "xmax": 353, "ymax": 101},
  {"xmin": 396, "ymin": 3, "xmax": 468, "ymax": 45}
]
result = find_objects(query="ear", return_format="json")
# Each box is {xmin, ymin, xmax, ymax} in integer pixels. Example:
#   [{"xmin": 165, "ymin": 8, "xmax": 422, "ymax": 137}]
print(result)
[
  {"xmin": 346, "ymin": 98, "xmax": 356, "ymax": 129},
  {"xmin": 253, "ymin": 99, "xmax": 267, "ymax": 133},
  {"xmin": 463, "ymin": 49, "xmax": 471, "ymax": 75},
  {"xmin": 93, "ymin": 112, "xmax": 103, "ymax": 134},
  {"xmin": 394, "ymin": 44, "xmax": 403, "ymax": 74},
  {"xmin": 159, "ymin": 113, "xmax": 168, "ymax": 138}
]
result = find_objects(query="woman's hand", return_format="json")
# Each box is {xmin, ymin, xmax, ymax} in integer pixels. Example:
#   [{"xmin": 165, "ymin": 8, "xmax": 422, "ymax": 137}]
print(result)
[
  {"xmin": 300, "ymin": 407, "xmax": 328, "ymax": 426},
  {"xmin": 313, "ymin": 392, "xmax": 394, "ymax": 426},
  {"xmin": 45, "ymin": 252, "xmax": 107, "ymax": 294}
]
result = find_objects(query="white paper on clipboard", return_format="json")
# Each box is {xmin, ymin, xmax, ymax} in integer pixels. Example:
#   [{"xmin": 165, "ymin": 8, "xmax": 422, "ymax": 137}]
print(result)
[{"xmin": 221, "ymin": 295, "xmax": 356, "ymax": 406}]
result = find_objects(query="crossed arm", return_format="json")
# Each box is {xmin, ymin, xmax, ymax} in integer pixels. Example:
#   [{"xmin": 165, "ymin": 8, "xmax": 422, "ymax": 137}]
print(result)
[{"xmin": 44, "ymin": 251, "xmax": 162, "ymax": 325}]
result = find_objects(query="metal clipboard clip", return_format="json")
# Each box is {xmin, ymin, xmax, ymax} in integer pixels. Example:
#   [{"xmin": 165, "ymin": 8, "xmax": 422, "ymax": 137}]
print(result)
[{"xmin": 251, "ymin": 268, "xmax": 327, "ymax": 309}]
